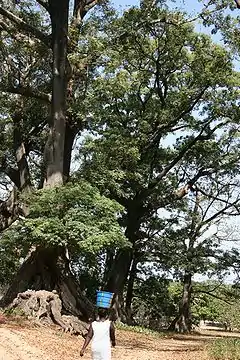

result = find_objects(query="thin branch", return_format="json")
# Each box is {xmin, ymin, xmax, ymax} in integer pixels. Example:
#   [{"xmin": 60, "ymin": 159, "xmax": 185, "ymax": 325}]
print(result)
[
  {"xmin": 195, "ymin": 290, "xmax": 232, "ymax": 305},
  {"xmin": 0, "ymin": 6, "xmax": 51, "ymax": 47},
  {"xmin": 196, "ymin": 199, "xmax": 240, "ymax": 234},
  {"xmin": 85, "ymin": 0, "xmax": 99, "ymax": 12},
  {"xmin": 147, "ymin": 119, "xmax": 213, "ymax": 191},
  {"xmin": 148, "ymin": 86, "xmax": 208, "ymax": 146},
  {"xmin": 195, "ymin": 186, "xmax": 240, "ymax": 215}
]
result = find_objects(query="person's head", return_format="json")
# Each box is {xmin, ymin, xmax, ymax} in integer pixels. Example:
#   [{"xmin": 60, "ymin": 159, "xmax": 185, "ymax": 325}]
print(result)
[{"xmin": 97, "ymin": 308, "xmax": 109, "ymax": 320}]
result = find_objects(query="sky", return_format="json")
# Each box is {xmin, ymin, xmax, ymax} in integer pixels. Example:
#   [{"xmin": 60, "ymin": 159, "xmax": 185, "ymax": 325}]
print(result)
[{"xmin": 112, "ymin": 0, "xmax": 202, "ymax": 14}]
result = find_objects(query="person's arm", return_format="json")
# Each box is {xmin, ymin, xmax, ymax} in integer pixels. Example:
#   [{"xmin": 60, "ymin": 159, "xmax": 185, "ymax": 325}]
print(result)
[
  {"xmin": 110, "ymin": 322, "xmax": 116, "ymax": 347},
  {"xmin": 80, "ymin": 324, "xmax": 93, "ymax": 356}
]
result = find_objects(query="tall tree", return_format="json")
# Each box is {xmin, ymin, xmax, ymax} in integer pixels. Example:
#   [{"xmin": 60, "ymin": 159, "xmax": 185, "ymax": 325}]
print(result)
[
  {"xmin": 79, "ymin": 3, "xmax": 240, "ymax": 308},
  {"xmin": 165, "ymin": 185, "xmax": 239, "ymax": 332},
  {"xmin": 0, "ymin": 0, "xmax": 113, "ymax": 318}
]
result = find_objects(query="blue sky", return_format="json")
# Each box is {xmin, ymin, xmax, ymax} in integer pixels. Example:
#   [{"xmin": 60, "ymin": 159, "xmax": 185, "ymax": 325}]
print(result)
[{"xmin": 112, "ymin": 0, "xmax": 202, "ymax": 13}]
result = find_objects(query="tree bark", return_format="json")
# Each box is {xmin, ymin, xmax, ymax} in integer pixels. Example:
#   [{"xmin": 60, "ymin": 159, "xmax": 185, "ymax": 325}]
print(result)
[
  {"xmin": 179, "ymin": 272, "xmax": 192, "ymax": 332},
  {"xmin": 44, "ymin": 0, "xmax": 70, "ymax": 187},
  {"xmin": 105, "ymin": 248, "xmax": 133, "ymax": 294},
  {"xmin": 0, "ymin": 0, "xmax": 100, "ymax": 323},
  {"xmin": 125, "ymin": 254, "xmax": 138, "ymax": 324},
  {"xmin": 102, "ymin": 250, "xmax": 115, "ymax": 285},
  {"xmin": 0, "ymin": 246, "xmax": 94, "ymax": 320},
  {"xmin": 169, "ymin": 272, "xmax": 192, "ymax": 333},
  {"xmin": 13, "ymin": 113, "xmax": 32, "ymax": 194}
]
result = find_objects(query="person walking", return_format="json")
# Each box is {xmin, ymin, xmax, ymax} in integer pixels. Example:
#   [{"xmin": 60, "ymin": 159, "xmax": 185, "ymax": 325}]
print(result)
[{"xmin": 80, "ymin": 308, "xmax": 116, "ymax": 360}]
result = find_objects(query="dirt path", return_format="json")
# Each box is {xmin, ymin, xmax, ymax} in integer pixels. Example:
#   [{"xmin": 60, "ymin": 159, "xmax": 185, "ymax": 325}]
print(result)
[{"xmin": 0, "ymin": 324, "xmax": 210, "ymax": 360}]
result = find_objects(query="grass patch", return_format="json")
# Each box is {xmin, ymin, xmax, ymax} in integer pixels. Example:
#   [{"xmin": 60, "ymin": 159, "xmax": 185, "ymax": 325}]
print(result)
[
  {"xmin": 208, "ymin": 338, "xmax": 240, "ymax": 360},
  {"xmin": 116, "ymin": 322, "xmax": 165, "ymax": 337}
]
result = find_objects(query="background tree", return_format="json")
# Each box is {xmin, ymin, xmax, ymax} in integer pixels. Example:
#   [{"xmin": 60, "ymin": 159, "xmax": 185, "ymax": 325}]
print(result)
[
  {"xmin": 78, "ymin": 3, "xmax": 240, "ymax": 313},
  {"xmin": 165, "ymin": 185, "xmax": 239, "ymax": 332}
]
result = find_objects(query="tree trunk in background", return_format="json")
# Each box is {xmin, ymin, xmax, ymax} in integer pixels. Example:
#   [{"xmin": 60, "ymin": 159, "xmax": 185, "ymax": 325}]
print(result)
[
  {"xmin": 169, "ymin": 272, "xmax": 192, "ymax": 333},
  {"xmin": 104, "ymin": 246, "xmax": 133, "ymax": 322},
  {"xmin": 0, "ymin": 109, "xmax": 32, "ymax": 230},
  {"xmin": 105, "ymin": 248, "xmax": 133, "ymax": 294},
  {"xmin": 44, "ymin": 0, "xmax": 69, "ymax": 187},
  {"xmin": 105, "ymin": 206, "xmax": 142, "ymax": 321},
  {"xmin": 13, "ymin": 113, "xmax": 32, "ymax": 194},
  {"xmin": 102, "ymin": 250, "xmax": 115, "ymax": 285},
  {"xmin": 105, "ymin": 205, "xmax": 141, "ymax": 294},
  {"xmin": 0, "ymin": 246, "xmax": 94, "ymax": 320},
  {"xmin": 178, "ymin": 272, "xmax": 192, "ymax": 332},
  {"xmin": 125, "ymin": 254, "xmax": 138, "ymax": 325}
]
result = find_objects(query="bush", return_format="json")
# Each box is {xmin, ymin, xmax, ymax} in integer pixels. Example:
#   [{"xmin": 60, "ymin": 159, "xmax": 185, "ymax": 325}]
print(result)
[{"xmin": 208, "ymin": 338, "xmax": 240, "ymax": 360}]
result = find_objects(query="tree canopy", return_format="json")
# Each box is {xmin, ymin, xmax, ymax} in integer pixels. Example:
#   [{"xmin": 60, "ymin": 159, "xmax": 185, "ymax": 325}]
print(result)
[{"xmin": 0, "ymin": 0, "xmax": 239, "ymax": 333}]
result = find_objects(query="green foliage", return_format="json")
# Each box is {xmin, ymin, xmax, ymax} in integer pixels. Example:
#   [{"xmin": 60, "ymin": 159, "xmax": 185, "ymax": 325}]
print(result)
[
  {"xmin": 191, "ymin": 282, "xmax": 240, "ymax": 329},
  {"xmin": 208, "ymin": 338, "xmax": 240, "ymax": 360},
  {"xmin": 131, "ymin": 277, "xmax": 181, "ymax": 328},
  {"xmin": 3, "ymin": 181, "xmax": 128, "ymax": 254},
  {"xmin": 78, "ymin": 4, "xmax": 240, "ymax": 235},
  {"xmin": 0, "ymin": 235, "xmax": 22, "ymax": 285}
]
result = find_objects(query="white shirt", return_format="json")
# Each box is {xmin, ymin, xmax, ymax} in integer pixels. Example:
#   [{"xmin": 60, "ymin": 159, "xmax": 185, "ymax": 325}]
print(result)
[{"xmin": 91, "ymin": 320, "xmax": 111, "ymax": 352}]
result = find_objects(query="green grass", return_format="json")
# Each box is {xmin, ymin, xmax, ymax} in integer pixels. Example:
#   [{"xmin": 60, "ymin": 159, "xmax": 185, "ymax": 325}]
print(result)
[
  {"xmin": 116, "ymin": 322, "xmax": 165, "ymax": 337},
  {"xmin": 208, "ymin": 338, "xmax": 240, "ymax": 360}
]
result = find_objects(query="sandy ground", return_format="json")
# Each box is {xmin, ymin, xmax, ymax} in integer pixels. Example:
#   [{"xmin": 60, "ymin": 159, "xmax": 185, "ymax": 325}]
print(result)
[{"xmin": 0, "ymin": 316, "xmax": 239, "ymax": 360}]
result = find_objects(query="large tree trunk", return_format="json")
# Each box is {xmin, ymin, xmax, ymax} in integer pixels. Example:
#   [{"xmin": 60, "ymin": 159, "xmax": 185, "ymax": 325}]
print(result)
[
  {"xmin": 0, "ymin": 0, "xmax": 101, "ymax": 324},
  {"xmin": 104, "ymin": 208, "xmax": 142, "ymax": 321},
  {"xmin": 168, "ymin": 272, "xmax": 192, "ymax": 333},
  {"xmin": 0, "ymin": 246, "xmax": 94, "ymax": 320},
  {"xmin": 105, "ymin": 206, "xmax": 141, "ymax": 294},
  {"xmin": 105, "ymin": 248, "xmax": 133, "ymax": 294},
  {"xmin": 104, "ymin": 246, "xmax": 132, "ymax": 322},
  {"xmin": 44, "ymin": 0, "xmax": 69, "ymax": 187}
]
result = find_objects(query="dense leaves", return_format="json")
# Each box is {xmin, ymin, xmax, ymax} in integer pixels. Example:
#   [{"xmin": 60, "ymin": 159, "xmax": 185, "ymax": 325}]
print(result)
[{"xmin": 3, "ymin": 182, "xmax": 128, "ymax": 253}]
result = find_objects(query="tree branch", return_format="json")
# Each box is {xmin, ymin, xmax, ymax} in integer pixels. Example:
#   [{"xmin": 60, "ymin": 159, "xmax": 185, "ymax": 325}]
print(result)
[
  {"xmin": 148, "ymin": 86, "xmax": 208, "ymax": 147},
  {"xmin": 201, "ymin": 199, "xmax": 240, "ymax": 227},
  {"xmin": 147, "ymin": 119, "xmax": 213, "ymax": 192},
  {"xmin": 2, "ymin": 85, "xmax": 51, "ymax": 103},
  {"xmin": 195, "ymin": 290, "xmax": 232, "ymax": 305},
  {"xmin": 85, "ymin": 0, "xmax": 99, "ymax": 12},
  {"xmin": 195, "ymin": 186, "xmax": 240, "ymax": 215},
  {"xmin": 234, "ymin": 0, "xmax": 240, "ymax": 9},
  {"xmin": 0, "ymin": 6, "xmax": 51, "ymax": 47},
  {"xmin": 36, "ymin": 0, "xmax": 50, "ymax": 12}
]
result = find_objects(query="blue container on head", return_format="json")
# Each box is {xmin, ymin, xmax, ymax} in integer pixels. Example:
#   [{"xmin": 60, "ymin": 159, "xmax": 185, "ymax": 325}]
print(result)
[{"xmin": 96, "ymin": 291, "xmax": 114, "ymax": 309}]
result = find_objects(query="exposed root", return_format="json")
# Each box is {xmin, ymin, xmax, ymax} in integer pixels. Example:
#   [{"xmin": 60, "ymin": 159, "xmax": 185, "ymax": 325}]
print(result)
[{"xmin": 7, "ymin": 290, "xmax": 89, "ymax": 336}]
